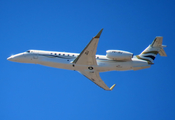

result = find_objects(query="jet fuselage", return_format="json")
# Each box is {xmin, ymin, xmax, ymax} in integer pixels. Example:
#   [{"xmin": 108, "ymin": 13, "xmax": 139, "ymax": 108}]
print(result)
[{"xmin": 7, "ymin": 50, "xmax": 150, "ymax": 72}]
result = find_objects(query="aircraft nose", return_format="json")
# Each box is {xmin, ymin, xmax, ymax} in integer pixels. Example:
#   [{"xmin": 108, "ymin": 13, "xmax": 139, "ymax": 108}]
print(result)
[
  {"xmin": 7, "ymin": 56, "xmax": 14, "ymax": 61},
  {"xmin": 7, "ymin": 53, "xmax": 27, "ymax": 63},
  {"xmin": 7, "ymin": 53, "xmax": 23, "ymax": 62}
]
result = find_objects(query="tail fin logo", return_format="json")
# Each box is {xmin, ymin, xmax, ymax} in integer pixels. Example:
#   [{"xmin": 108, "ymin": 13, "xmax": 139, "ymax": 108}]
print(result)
[{"xmin": 137, "ymin": 47, "xmax": 159, "ymax": 64}]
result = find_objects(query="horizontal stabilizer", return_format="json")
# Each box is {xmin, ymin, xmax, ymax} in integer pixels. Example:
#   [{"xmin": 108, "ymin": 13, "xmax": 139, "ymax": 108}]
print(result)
[{"xmin": 159, "ymin": 46, "xmax": 167, "ymax": 57}]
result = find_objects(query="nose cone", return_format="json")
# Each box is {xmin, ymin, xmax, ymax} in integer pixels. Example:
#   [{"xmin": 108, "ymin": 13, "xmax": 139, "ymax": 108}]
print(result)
[
  {"xmin": 7, "ymin": 55, "xmax": 17, "ymax": 61},
  {"xmin": 7, "ymin": 53, "xmax": 25, "ymax": 62},
  {"xmin": 7, "ymin": 56, "xmax": 13, "ymax": 61}
]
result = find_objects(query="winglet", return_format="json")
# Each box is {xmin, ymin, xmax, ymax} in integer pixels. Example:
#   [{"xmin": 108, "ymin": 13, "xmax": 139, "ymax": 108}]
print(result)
[
  {"xmin": 109, "ymin": 84, "xmax": 116, "ymax": 90},
  {"xmin": 94, "ymin": 28, "xmax": 103, "ymax": 38}
]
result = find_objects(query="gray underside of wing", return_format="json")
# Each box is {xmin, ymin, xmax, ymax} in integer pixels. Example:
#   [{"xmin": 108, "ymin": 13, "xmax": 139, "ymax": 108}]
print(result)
[{"xmin": 79, "ymin": 70, "xmax": 111, "ymax": 90}]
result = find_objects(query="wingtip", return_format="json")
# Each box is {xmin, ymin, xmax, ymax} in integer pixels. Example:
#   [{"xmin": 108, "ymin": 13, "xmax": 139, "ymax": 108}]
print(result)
[
  {"xmin": 94, "ymin": 28, "xmax": 103, "ymax": 38},
  {"xmin": 109, "ymin": 84, "xmax": 116, "ymax": 90}
]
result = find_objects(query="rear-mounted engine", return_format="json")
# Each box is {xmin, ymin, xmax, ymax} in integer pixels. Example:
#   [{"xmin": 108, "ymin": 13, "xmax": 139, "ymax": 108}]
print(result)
[{"xmin": 106, "ymin": 50, "xmax": 133, "ymax": 61}]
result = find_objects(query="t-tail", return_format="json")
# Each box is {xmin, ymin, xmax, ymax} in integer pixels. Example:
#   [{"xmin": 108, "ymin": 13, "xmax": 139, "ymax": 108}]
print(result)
[{"xmin": 136, "ymin": 37, "xmax": 167, "ymax": 64}]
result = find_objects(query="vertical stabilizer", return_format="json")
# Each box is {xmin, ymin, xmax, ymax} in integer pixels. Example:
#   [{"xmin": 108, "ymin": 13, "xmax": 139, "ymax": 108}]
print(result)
[{"xmin": 136, "ymin": 37, "xmax": 167, "ymax": 64}]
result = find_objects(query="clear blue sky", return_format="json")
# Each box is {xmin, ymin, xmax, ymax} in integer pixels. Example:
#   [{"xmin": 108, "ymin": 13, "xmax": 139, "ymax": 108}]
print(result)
[{"xmin": 1, "ymin": 0, "xmax": 175, "ymax": 120}]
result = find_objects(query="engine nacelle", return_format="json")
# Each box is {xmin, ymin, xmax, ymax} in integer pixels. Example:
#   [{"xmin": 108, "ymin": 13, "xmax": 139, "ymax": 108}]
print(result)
[{"xmin": 106, "ymin": 50, "xmax": 133, "ymax": 61}]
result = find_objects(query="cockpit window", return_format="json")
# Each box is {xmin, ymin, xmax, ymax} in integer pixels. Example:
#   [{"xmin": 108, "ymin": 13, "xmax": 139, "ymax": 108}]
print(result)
[{"xmin": 26, "ymin": 50, "xmax": 30, "ymax": 53}]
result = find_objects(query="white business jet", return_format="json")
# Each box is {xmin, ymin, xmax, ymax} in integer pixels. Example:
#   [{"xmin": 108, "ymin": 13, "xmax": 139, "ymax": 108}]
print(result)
[{"xmin": 7, "ymin": 29, "xmax": 167, "ymax": 91}]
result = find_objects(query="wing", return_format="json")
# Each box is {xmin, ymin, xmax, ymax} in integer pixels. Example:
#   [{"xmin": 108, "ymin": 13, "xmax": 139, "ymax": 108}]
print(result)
[
  {"xmin": 73, "ymin": 29, "xmax": 103, "ymax": 65},
  {"xmin": 79, "ymin": 70, "xmax": 116, "ymax": 91}
]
